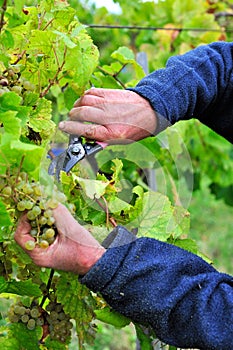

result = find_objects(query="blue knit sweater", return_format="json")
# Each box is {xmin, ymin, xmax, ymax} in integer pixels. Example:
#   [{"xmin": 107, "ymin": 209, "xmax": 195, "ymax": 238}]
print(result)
[{"xmin": 81, "ymin": 42, "xmax": 233, "ymax": 350}]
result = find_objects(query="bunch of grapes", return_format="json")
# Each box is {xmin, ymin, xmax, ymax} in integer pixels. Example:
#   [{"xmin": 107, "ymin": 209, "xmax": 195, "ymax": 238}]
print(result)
[
  {"xmin": 8, "ymin": 297, "xmax": 73, "ymax": 344},
  {"xmin": 0, "ymin": 171, "xmax": 73, "ymax": 251},
  {"xmin": 45, "ymin": 298, "xmax": 73, "ymax": 343},
  {"xmin": 0, "ymin": 64, "xmax": 35, "ymax": 97},
  {"xmin": 8, "ymin": 301, "xmax": 44, "ymax": 330}
]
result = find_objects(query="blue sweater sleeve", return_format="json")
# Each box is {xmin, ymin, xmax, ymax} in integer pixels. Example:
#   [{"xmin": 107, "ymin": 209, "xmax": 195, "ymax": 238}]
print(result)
[
  {"xmin": 81, "ymin": 231, "xmax": 233, "ymax": 350},
  {"xmin": 130, "ymin": 41, "xmax": 233, "ymax": 142}
]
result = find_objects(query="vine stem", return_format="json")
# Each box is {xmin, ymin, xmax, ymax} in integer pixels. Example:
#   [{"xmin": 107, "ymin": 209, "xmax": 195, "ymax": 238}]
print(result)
[
  {"xmin": 0, "ymin": 0, "xmax": 7, "ymax": 33},
  {"xmin": 97, "ymin": 64, "xmax": 127, "ymax": 89},
  {"xmin": 40, "ymin": 46, "xmax": 67, "ymax": 97},
  {"xmin": 40, "ymin": 269, "xmax": 55, "ymax": 308},
  {"xmin": 95, "ymin": 196, "xmax": 117, "ymax": 228}
]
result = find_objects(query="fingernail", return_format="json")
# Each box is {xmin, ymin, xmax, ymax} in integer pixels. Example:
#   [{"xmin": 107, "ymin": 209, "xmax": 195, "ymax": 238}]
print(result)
[{"xmin": 59, "ymin": 122, "xmax": 65, "ymax": 130}]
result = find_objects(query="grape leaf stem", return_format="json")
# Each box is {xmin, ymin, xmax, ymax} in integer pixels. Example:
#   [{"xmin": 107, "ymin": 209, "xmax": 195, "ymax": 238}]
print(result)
[
  {"xmin": 0, "ymin": 0, "xmax": 7, "ymax": 33},
  {"xmin": 40, "ymin": 268, "xmax": 55, "ymax": 308}
]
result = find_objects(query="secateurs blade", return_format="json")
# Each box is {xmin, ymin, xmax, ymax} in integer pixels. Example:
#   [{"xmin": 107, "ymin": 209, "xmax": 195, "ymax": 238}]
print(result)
[{"xmin": 48, "ymin": 134, "xmax": 104, "ymax": 180}]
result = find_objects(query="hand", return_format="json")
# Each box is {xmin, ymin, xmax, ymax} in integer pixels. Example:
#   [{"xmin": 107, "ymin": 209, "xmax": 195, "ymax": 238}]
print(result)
[
  {"xmin": 14, "ymin": 204, "xmax": 106, "ymax": 275},
  {"xmin": 59, "ymin": 88, "xmax": 157, "ymax": 144}
]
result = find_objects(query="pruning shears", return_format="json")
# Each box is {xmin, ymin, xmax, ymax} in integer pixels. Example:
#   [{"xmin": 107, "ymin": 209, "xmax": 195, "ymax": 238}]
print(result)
[{"xmin": 48, "ymin": 134, "xmax": 105, "ymax": 180}]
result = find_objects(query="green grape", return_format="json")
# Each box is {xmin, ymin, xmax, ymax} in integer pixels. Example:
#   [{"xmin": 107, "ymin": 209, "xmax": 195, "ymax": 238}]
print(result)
[
  {"xmin": 27, "ymin": 210, "xmax": 36, "ymax": 221},
  {"xmin": 25, "ymin": 240, "xmax": 36, "ymax": 251},
  {"xmin": 39, "ymin": 240, "xmax": 49, "ymax": 249},
  {"xmin": 30, "ymin": 308, "xmax": 40, "ymax": 318},
  {"xmin": 39, "ymin": 200, "xmax": 46, "ymax": 210},
  {"xmin": 14, "ymin": 305, "xmax": 23, "ymax": 315},
  {"xmin": 17, "ymin": 201, "xmax": 26, "ymax": 211},
  {"xmin": 8, "ymin": 313, "xmax": 19, "ymax": 323},
  {"xmin": 47, "ymin": 237, "xmax": 55, "ymax": 245},
  {"xmin": 33, "ymin": 185, "xmax": 42, "ymax": 196},
  {"xmin": 43, "ymin": 228, "xmax": 55, "ymax": 239},
  {"xmin": 21, "ymin": 314, "xmax": 30, "ymax": 323},
  {"xmin": 2, "ymin": 186, "xmax": 12, "ymax": 196},
  {"xmin": 39, "ymin": 216, "xmax": 47, "ymax": 225},
  {"xmin": 27, "ymin": 318, "xmax": 36, "ymax": 330},
  {"xmin": 22, "ymin": 183, "xmax": 33, "ymax": 194},
  {"xmin": 36, "ymin": 318, "xmax": 44, "ymax": 326},
  {"xmin": 44, "ymin": 209, "xmax": 53, "ymax": 218},
  {"xmin": 31, "ymin": 205, "xmax": 41, "ymax": 217},
  {"xmin": 23, "ymin": 80, "xmax": 35, "ymax": 91},
  {"xmin": 30, "ymin": 229, "xmax": 38, "ymax": 237},
  {"xmin": 25, "ymin": 200, "xmax": 34, "ymax": 210},
  {"xmin": 19, "ymin": 306, "xmax": 27, "ymax": 315},
  {"xmin": 30, "ymin": 220, "xmax": 37, "ymax": 228},
  {"xmin": 11, "ymin": 85, "xmax": 22, "ymax": 94},
  {"xmin": 50, "ymin": 311, "xmax": 59, "ymax": 320},
  {"xmin": 46, "ymin": 217, "xmax": 55, "ymax": 226},
  {"xmin": 55, "ymin": 304, "xmax": 63, "ymax": 313},
  {"xmin": 46, "ymin": 198, "xmax": 59, "ymax": 209},
  {"xmin": 58, "ymin": 312, "xmax": 66, "ymax": 321}
]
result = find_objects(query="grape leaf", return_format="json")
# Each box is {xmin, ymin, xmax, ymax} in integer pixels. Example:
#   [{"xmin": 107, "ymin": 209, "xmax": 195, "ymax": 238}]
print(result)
[
  {"xmin": 0, "ymin": 201, "xmax": 11, "ymax": 226},
  {"xmin": 111, "ymin": 47, "xmax": 145, "ymax": 79},
  {"xmin": 4, "ymin": 140, "xmax": 45, "ymax": 173},
  {"xmin": 0, "ymin": 323, "xmax": 42, "ymax": 350},
  {"xmin": 127, "ymin": 192, "xmax": 180, "ymax": 241},
  {"xmin": 0, "ymin": 334, "xmax": 19, "ymax": 350},
  {"xmin": 73, "ymin": 175, "xmax": 109, "ymax": 199},
  {"xmin": 56, "ymin": 272, "xmax": 97, "ymax": 346},
  {"xmin": 0, "ymin": 111, "xmax": 21, "ymax": 139},
  {"xmin": 44, "ymin": 337, "xmax": 68, "ymax": 350},
  {"xmin": 0, "ymin": 277, "xmax": 41, "ymax": 297},
  {"xmin": 0, "ymin": 30, "xmax": 14, "ymax": 49},
  {"xmin": 53, "ymin": 30, "xmax": 76, "ymax": 49}
]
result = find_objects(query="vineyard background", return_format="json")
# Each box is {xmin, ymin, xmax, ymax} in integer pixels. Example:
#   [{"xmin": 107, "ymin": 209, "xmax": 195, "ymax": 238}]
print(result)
[{"xmin": 0, "ymin": 0, "xmax": 233, "ymax": 349}]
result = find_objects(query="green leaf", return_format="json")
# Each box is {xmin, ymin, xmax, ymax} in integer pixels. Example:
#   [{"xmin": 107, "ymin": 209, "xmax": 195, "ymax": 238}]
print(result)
[
  {"xmin": 173, "ymin": 238, "xmax": 198, "ymax": 254},
  {"xmin": 53, "ymin": 30, "xmax": 76, "ymax": 48},
  {"xmin": 0, "ymin": 111, "xmax": 21, "ymax": 139},
  {"xmin": 0, "ymin": 30, "xmax": 14, "ymax": 49},
  {"xmin": 127, "ymin": 191, "xmax": 182, "ymax": 241},
  {"xmin": 111, "ymin": 46, "xmax": 145, "ymax": 79},
  {"xmin": 1, "ymin": 323, "xmax": 42, "ymax": 350},
  {"xmin": 0, "ymin": 277, "xmax": 41, "ymax": 297},
  {"xmin": 0, "ymin": 201, "xmax": 11, "ymax": 226},
  {"xmin": 0, "ymin": 334, "xmax": 19, "ymax": 350},
  {"xmin": 73, "ymin": 175, "xmax": 109, "ymax": 199},
  {"xmin": 0, "ymin": 92, "xmax": 22, "ymax": 112},
  {"xmin": 111, "ymin": 46, "xmax": 135, "ymax": 62},
  {"xmin": 44, "ymin": 337, "xmax": 68, "ymax": 350},
  {"xmin": 94, "ymin": 307, "xmax": 130, "ymax": 328},
  {"xmin": 108, "ymin": 196, "xmax": 131, "ymax": 213}
]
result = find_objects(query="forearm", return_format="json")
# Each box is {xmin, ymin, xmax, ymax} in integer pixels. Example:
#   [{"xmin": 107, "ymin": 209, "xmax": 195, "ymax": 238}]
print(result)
[
  {"xmin": 81, "ymin": 228, "xmax": 233, "ymax": 350},
  {"xmin": 130, "ymin": 42, "xmax": 233, "ymax": 142}
]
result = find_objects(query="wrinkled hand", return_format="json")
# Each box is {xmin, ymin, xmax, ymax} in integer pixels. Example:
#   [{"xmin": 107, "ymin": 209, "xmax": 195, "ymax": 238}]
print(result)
[
  {"xmin": 59, "ymin": 88, "xmax": 157, "ymax": 143},
  {"xmin": 14, "ymin": 204, "xmax": 106, "ymax": 275}
]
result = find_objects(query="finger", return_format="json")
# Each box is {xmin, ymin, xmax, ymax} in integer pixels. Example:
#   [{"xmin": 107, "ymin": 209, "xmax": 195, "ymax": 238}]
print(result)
[
  {"xmin": 14, "ymin": 214, "xmax": 31, "ymax": 244},
  {"xmin": 73, "ymin": 93, "xmax": 104, "ymax": 108},
  {"xmin": 69, "ymin": 105, "xmax": 105, "ymax": 122},
  {"xmin": 53, "ymin": 203, "xmax": 80, "ymax": 234},
  {"xmin": 59, "ymin": 121, "xmax": 111, "ymax": 141}
]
